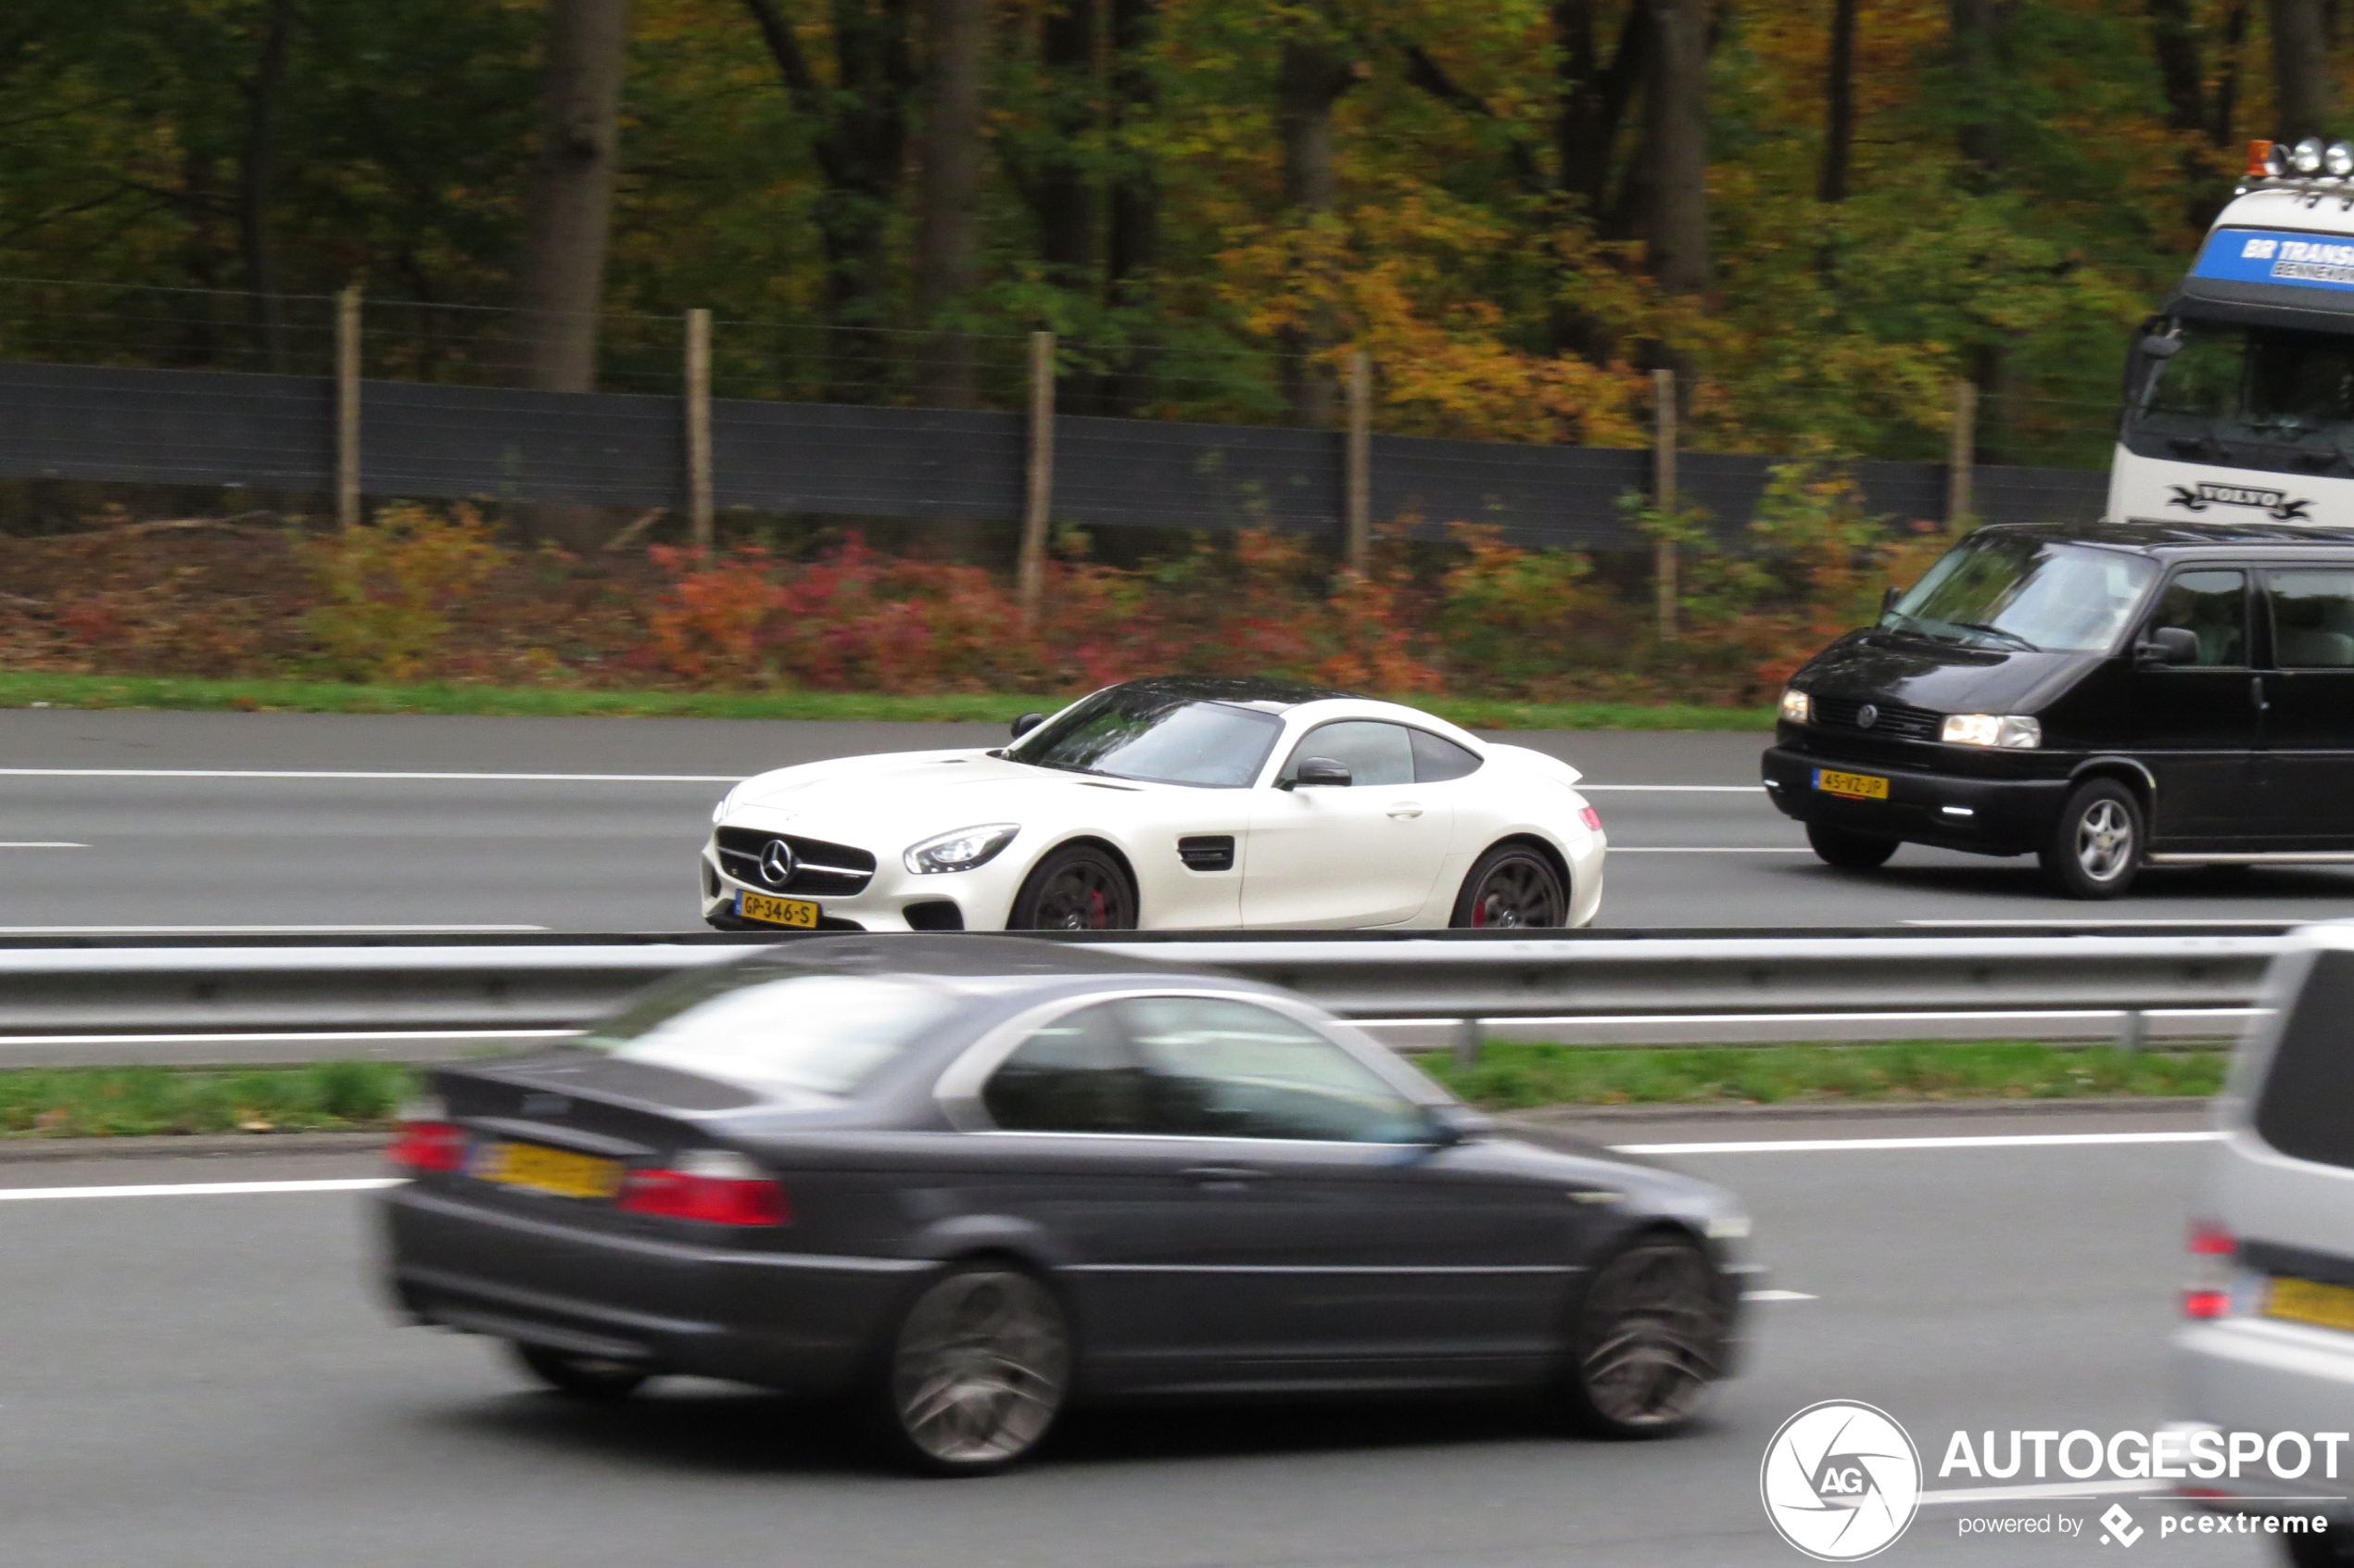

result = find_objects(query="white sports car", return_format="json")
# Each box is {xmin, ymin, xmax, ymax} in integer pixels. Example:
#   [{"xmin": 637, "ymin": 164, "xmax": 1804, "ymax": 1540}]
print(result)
[{"xmin": 700, "ymin": 676, "xmax": 1606, "ymax": 932}]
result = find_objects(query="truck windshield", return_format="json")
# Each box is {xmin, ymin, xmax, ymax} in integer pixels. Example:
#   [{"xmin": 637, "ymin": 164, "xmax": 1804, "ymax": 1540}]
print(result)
[
  {"xmin": 1883, "ymin": 537, "xmax": 2155, "ymax": 653},
  {"xmin": 2139, "ymin": 320, "xmax": 2354, "ymax": 439}
]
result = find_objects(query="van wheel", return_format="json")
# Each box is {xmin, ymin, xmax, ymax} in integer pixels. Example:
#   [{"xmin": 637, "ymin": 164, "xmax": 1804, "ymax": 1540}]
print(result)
[
  {"xmin": 2040, "ymin": 779, "xmax": 2143, "ymax": 900},
  {"xmin": 1805, "ymin": 824, "xmax": 1898, "ymax": 870}
]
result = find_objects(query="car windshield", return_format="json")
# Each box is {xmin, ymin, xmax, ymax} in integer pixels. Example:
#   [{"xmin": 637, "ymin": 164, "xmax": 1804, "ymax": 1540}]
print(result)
[
  {"xmin": 585, "ymin": 973, "xmax": 956, "ymax": 1096},
  {"xmin": 1009, "ymin": 688, "xmax": 1284, "ymax": 788},
  {"xmin": 1882, "ymin": 537, "xmax": 2155, "ymax": 653}
]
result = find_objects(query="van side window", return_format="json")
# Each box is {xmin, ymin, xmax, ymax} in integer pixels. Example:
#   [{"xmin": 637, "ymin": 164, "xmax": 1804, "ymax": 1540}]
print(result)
[
  {"xmin": 2146, "ymin": 570, "xmax": 2247, "ymax": 667},
  {"xmin": 2255, "ymin": 949, "xmax": 2354, "ymax": 1170},
  {"xmin": 2269, "ymin": 571, "xmax": 2354, "ymax": 669}
]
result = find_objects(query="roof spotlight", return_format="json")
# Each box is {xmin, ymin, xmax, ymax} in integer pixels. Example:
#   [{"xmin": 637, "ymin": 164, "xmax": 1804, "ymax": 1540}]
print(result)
[
  {"xmin": 2266, "ymin": 140, "xmax": 2291, "ymax": 177},
  {"xmin": 2328, "ymin": 141, "xmax": 2354, "ymax": 177},
  {"xmin": 2295, "ymin": 136, "xmax": 2326, "ymax": 174}
]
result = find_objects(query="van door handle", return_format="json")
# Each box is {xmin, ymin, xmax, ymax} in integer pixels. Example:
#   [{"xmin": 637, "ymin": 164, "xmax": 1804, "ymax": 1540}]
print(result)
[
  {"xmin": 1180, "ymin": 1165, "xmax": 1265, "ymax": 1187},
  {"xmin": 2254, "ymin": 675, "xmax": 2271, "ymax": 712},
  {"xmin": 1386, "ymin": 802, "xmax": 1424, "ymax": 819}
]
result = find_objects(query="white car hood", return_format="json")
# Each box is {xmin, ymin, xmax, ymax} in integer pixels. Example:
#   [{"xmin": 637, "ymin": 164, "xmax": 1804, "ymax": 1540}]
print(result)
[{"xmin": 723, "ymin": 749, "xmax": 1141, "ymax": 841}]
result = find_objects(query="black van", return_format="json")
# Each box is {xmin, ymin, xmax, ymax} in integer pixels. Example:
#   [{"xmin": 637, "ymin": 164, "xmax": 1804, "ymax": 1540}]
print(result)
[{"xmin": 1765, "ymin": 520, "xmax": 2354, "ymax": 898}]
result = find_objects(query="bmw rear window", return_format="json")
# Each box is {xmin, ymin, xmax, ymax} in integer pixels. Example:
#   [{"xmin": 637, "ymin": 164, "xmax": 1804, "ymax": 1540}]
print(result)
[
  {"xmin": 2254, "ymin": 948, "xmax": 2354, "ymax": 1169},
  {"xmin": 587, "ymin": 973, "xmax": 956, "ymax": 1098}
]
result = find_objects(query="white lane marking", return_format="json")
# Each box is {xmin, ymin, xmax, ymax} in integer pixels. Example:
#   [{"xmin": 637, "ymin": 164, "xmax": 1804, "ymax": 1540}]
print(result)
[
  {"xmin": 0, "ymin": 842, "xmax": 87, "ymax": 849},
  {"xmin": 0, "ymin": 1028, "xmax": 576, "ymax": 1046},
  {"xmin": 0, "ymin": 1178, "xmax": 399, "ymax": 1202},
  {"xmin": 1741, "ymin": 1288, "xmax": 1816, "ymax": 1301},
  {"xmin": 1920, "ymin": 1477, "xmax": 2164, "ymax": 1506},
  {"xmin": 0, "ymin": 767, "xmax": 738, "ymax": 784},
  {"xmin": 1616, "ymin": 1131, "xmax": 2221, "ymax": 1156},
  {"xmin": 0, "ymin": 924, "xmax": 550, "ymax": 934},
  {"xmin": 1605, "ymin": 847, "xmax": 1813, "ymax": 854},
  {"xmin": 1577, "ymin": 785, "xmax": 1766, "ymax": 793},
  {"xmin": 1906, "ymin": 917, "xmax": 2306, "ymax": 928}
]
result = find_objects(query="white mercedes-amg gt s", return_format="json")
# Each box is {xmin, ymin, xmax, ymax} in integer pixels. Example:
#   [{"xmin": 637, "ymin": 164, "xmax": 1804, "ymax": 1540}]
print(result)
[{"xmin": 701, "ymin": 676, "xmax": 1606, "ymax": 932}]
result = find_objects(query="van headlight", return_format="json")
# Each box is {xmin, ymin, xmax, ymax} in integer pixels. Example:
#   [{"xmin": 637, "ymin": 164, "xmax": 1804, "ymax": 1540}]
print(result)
[
  {"xmin": 1778, "ymin": 688, "xmax": 1811, "ymax": 724},
  {"xmin": 1941, "ymin": 714, "xmax": 2042, "ymax": 749},
  {"xmin": 905, "ymin": 824, "xmax": 1019, "ymax": 875}
]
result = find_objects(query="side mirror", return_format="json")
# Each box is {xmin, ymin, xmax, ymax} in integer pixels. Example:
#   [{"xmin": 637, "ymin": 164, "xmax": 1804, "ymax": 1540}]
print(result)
[
  {"xmin": 2133, "ymin": 626, "xmax": 2200, "ymax": 667},
  {"xmin": 1009, "ymin": 713, "xmax": 1045, "ymax": 740},
  {"xmin": 1288, "ymin": 756, "xmax": 1352, "ymax": 790},
  {"xmin": 1421, "ymin": 1104, "xmax": 1492, "ymax": 1148},
  {"xmin": 1879, "ymin": 585, "xmax": 1901, "ymax": 617},
  {"xmin": 2142, "ymin": 332, "xmax": 2183, "ymax": 361}
]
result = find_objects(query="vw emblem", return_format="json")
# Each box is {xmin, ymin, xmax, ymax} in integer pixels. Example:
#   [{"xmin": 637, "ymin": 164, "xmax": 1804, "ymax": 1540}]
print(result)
[
  {"xmin": 756, "ymin": 838, "xmax": 797, "ymax": 887},
  {"xmin": 1855, "ymin": 703, "xmax": 1879, "ymax": 729}
]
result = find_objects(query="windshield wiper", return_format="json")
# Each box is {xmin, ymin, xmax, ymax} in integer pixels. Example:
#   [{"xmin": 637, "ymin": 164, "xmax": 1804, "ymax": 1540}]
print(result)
[{"xmin": 1949, "ymin": 621, "xmax": 2041, "ymax": 652}]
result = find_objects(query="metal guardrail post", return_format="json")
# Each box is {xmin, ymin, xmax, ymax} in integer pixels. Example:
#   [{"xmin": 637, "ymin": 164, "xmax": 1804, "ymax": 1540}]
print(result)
[
  {"xmin": 1452, "ymin": 1017, "xmax": 1483, "ymax": 1070},
  {"xmin": 2117, "ymin": 1008, "xmax": 2147, "ymax": 1053}
]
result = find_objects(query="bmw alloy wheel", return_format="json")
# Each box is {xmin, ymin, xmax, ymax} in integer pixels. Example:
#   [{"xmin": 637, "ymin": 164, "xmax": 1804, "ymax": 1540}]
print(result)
[
  {"xmin": 1562, "ymin": 1236, "xmax": 1724, "ymax": 1437},
  {"xmin": 886, "ymin": 1266, "xmax": 1070, "ymax": 1473}
]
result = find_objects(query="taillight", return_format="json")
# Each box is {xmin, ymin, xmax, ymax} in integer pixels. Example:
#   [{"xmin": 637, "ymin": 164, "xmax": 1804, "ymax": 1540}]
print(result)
[
  {"xmin": 2184, "ymin": 1220, "xmax": 2237, "ymax": 1320},
  {"xmin": 387, "ymin": 1119, "xmax": 468, "ymax": 1175},
  {"xmin": 1579, "ymin": 805, "xmax": 1603, "ymax": 832},
  {"xmin": 618, "ymin": 1150, "xmax": 790, "ymax": 1226}
]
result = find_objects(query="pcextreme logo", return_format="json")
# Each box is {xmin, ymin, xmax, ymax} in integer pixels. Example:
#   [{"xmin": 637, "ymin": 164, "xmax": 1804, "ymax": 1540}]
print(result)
[{"xmin": 1761, "ymin": 1400, "xmax": 1924, "ymax": 1562}]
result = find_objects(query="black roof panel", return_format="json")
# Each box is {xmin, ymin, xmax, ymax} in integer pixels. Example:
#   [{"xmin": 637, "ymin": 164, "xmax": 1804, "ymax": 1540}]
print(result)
[{"xmin": 1976, "ymin": 520, "xmax": 2354, "ymax": 551}]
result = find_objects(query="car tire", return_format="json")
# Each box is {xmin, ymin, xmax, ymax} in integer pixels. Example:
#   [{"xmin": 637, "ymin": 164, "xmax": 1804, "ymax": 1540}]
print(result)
[
  {"xmin": 1006, "ymin": 844, "xmax": 1138, "ymax": 930},
  {"xmin": 1554, "ymin": 1233, "xmax": 1727, "ymax": 1440},
  {"xmin": 1450, "ymin": 843, "xmax": 1568, "ymax": 928},
  {"xmin": 2038, "ymin": 779, "xmax": 2143, "ymax": 900},
  {"xmin": 1804, "ymin": 823, "xmax": 1898, "ymax": 870},
  {"xmin": 507, "ymin": 1342, "xmax": 651, "ymax": 1401},
  {"xmin": 870, "ymin": 1262, "xmax": 1072, "ymax": 1477}
]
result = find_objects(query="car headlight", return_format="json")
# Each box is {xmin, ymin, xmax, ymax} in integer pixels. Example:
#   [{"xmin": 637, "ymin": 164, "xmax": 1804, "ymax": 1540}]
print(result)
[
  {"xmin": 1778, "ymin": 688, "xmax": 1810, "ymax": 724},
  {"xmin": 1940, "ymin": 714, "xmax": 2042, "ymax": 749},
  {"xmin": 905, "ymin": 824, "xmax": 1019, "ymax": 875},
  {"xmin": 711, "ymin": 790, "xmax": 735, "ymax": 826}
]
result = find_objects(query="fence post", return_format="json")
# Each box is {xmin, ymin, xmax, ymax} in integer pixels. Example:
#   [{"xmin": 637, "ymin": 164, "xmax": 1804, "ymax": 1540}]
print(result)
[
  {"xmin": 1345, "ymin": 348, "xmax": 1372, "ymax": 577},
  {"xmin": 1019, "ymin": 330, "xmax": 1057, "ymax": 630},
  {"xmin": 685, "ymin": 308, "xmax": 714, "ymax": 555},
  {"xmin": 335, "ymin": 285, "xmax": 361, "ymax": 528},
  {"xmin": 1947, "ymin": 379, "xmax": 1977, "ymax": 536},
  {"xmin": 1652, "ymin": 368, "xmax": 1678, "ymax": 640}
]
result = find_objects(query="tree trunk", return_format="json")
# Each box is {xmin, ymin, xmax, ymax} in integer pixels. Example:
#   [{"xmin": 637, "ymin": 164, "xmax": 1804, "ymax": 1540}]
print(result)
[
  {"xmin": 1644, "ymin": 0, "xmax": 1709, "ymax": 296},
  {"xmin": 2212, "ymin": 0, "xmax": 2251, "ymax": 147},
  {"xmin": 1950, "ymin": 0, "xmax": 1999, "ymax": 183},
  {"xmin": 915, "ymin": 0, "xmax": 987, "ymax": 409},
  {"xmin": 1557, "ymin": 0, "xmax": 1648, "ymax": 226},
  {"xmin": 515, "ymin": 0, "xmax": 632, "ymax": 395},
  {"xmin": 2147, "ymin": 0, "xmax": 2206, "ymax": 133},
  {"xmin": 1275, "ymin": 6, "xmax": 1360, "ymax": 427},
  {"xmin": 2271, "ymin": 0, "xmax": 2333, "ymax": 143},
  {"xmin": 237, "ymin": 0, "xmax": 297, "ymax": 373},
  {"xmin": 1106, "ymin": 0, "xmax": 1160, "ymax": 414},
  {"xmin": 1036, "ymin": 0, "xmax": 1098, "ymax": 285},
  {"xmin": 1817, "ymin": 0, "xmax": 1857, "ymax": 203}
]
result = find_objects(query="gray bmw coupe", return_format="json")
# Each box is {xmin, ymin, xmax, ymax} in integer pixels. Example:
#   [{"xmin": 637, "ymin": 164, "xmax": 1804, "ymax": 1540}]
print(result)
[{"xmin": 380, "ymin": 936, "xmax": 1752, "ymax": 1473}]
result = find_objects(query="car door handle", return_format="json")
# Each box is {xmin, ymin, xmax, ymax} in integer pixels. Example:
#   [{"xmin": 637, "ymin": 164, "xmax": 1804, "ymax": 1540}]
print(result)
[
  {"xmin": 1179, "ymin": 1165, "xmax": 1266, "ymax": 1187},
  {"xmin": 1386, "ymin": 802, "xmax": 1424, "ymax": 819}
]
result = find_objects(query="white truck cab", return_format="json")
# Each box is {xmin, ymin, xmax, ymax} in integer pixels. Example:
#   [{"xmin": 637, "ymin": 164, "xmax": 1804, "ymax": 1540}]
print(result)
[{"xmin": 2113, "ymin": 139, "xmax": 2354, "ymax": 531}]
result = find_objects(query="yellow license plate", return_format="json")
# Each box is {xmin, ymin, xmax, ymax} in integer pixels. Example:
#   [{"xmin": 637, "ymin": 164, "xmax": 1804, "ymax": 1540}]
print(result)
[
  {"xmin": 2265, "ymin": 1276, "xmax": 2354, "ymax": 1334},
  {"xmin": 475, "ymin": 1141, "xmax": 623, "ymax": 1200},
  {"xmin": 735, "ymin": 891, "xmax": 820, "ymax": 928},
  {"xmin": 1814, "ymin": 768, "xmax": 1891, "ymax": 801}
]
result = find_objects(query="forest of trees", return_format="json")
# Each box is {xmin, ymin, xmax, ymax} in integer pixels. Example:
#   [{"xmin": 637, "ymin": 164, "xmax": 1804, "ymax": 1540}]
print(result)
[{"xmin": 0, "ymin": 0, "xmax": 2347, "ymax": 470}]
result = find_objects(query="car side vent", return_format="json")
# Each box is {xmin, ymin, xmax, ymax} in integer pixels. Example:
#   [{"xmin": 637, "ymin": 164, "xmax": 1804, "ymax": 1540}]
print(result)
[{"xmin": 1178, "ymin": 835, "xmax": 1236, "ymax": 871}]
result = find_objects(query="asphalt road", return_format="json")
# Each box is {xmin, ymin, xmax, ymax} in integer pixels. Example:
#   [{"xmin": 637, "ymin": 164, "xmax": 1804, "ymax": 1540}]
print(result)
[
  {"xmin": 0, "ymin": 1108, "xmax": 2269, "ymax": 1567},
  {"xmin": 6, "ymin": 708, "xmax": 2354, "ymax": 930}
]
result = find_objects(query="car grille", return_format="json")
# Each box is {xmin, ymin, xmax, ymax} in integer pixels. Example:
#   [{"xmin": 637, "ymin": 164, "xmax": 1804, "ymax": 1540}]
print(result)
[
  {"xmin": 714, "ymin": 828, "xmax": 878, "ymax": 896},
  {"xmin": 1813, "ymin": 695, "xmax": 1942, "ymax": 742}
]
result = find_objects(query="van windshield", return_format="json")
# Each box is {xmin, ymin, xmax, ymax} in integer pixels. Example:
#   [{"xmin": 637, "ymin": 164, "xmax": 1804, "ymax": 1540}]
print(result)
[{"xmin": 1883, "ymin": 537, "xmax": 2156, "ymax": 653}]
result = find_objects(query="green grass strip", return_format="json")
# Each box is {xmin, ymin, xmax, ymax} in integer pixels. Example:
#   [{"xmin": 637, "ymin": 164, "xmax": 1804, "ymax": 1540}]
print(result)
[
  {"xmin": 1423, "ymin": 1041, "xmax": 2229, "ymax": 1111},
  {"xmin": 0, "ymin": 1062, "xmax": 411, "ymax": 1139},
  {"xmin": 0, "ymin": 671, "xmax": 1776, "ymax": 732}
]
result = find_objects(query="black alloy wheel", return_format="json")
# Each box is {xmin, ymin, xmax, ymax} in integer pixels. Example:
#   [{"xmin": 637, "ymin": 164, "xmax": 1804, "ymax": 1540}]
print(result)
[
  {"xmin": 1557, "ymin": 1233, "xmax": 1726, "ymax": 1439},
  {"xmin": 1805, "ymin": 822, "xmax": 1899, "ymax": 870},
  {"xmin": 876, "ymin": 1263, "xmax": 1071, "ymax": 1476},
  {"xmin": 1450, "ymin": 843, "xmax": 1568, "ymax": 929},
  {"xmin": 507, "ymin": 1342, "xmax": 651, "ymax": 1401},
  {"xmin": 2039, "ymin": 778, "xmax": 2143, "ymax": 900},
  {"xmin": 1008, "ymin": 845, "xmax": 1138, "ymax": 930}
]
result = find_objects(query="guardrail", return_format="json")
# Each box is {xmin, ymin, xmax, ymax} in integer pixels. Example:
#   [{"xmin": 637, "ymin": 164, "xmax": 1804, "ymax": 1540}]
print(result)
[{"xmin": 0, "ymin": 928, "xmax": 2292, "ymax": 1067}]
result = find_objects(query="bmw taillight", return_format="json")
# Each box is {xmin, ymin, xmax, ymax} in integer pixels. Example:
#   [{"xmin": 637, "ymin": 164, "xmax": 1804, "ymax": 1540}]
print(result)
[
  {"xmin": 387, "ymin": 1102, "xmax": 468, "ymax": 1175},
  {"xmin": 618, "ymin": 1150, "xmax": 791, "ymax": 1226},
  {"xmin": 2183, "ymin": 1220, "xmax": 2237, "ymax": 1320}
]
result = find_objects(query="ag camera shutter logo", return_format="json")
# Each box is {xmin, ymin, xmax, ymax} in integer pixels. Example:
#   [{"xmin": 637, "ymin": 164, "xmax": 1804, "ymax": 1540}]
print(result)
[{"xmin": 1760, "ymin": 1400, "xmax": 1922, "ymax": 1561}]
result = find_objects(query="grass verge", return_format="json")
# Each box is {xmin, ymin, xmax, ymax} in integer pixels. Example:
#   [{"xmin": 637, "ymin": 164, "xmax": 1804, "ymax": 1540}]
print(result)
[
  {"xmin": 0, "ymin": 671, "xmax": 1778, "ymax": 732},
  {"xmin": 0, "ymin": 1062, "xmax": 410, "ymax": 1138},
  {"xmin": 1423, "ymin": 1041, "xmax": 2229, "ymax": 1111}
]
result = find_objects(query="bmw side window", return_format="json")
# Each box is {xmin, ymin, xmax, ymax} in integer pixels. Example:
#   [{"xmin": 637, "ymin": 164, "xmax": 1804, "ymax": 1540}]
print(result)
[
  {"xmin": 1409, "ymin": 728, "xmax": 1482, "ymax": 782},
  {"xmin": 2145, "ymin": 570, "xmax": 2247, "ymax": 667},
  {"xmin": 1279, "ymin": 721, "xmax": 1414, "ymax": 787},
  {"xmin": 1118, "ymin": 996, "xmax": 1429, "ymax": 1144},
  {"xmin": 2269, "ymin": 571, "xmax": 2354, "ymax": 668},
  {"xmin": 980, "ymin": 1004, "xmax": 1152, "ymax": 1133}
]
